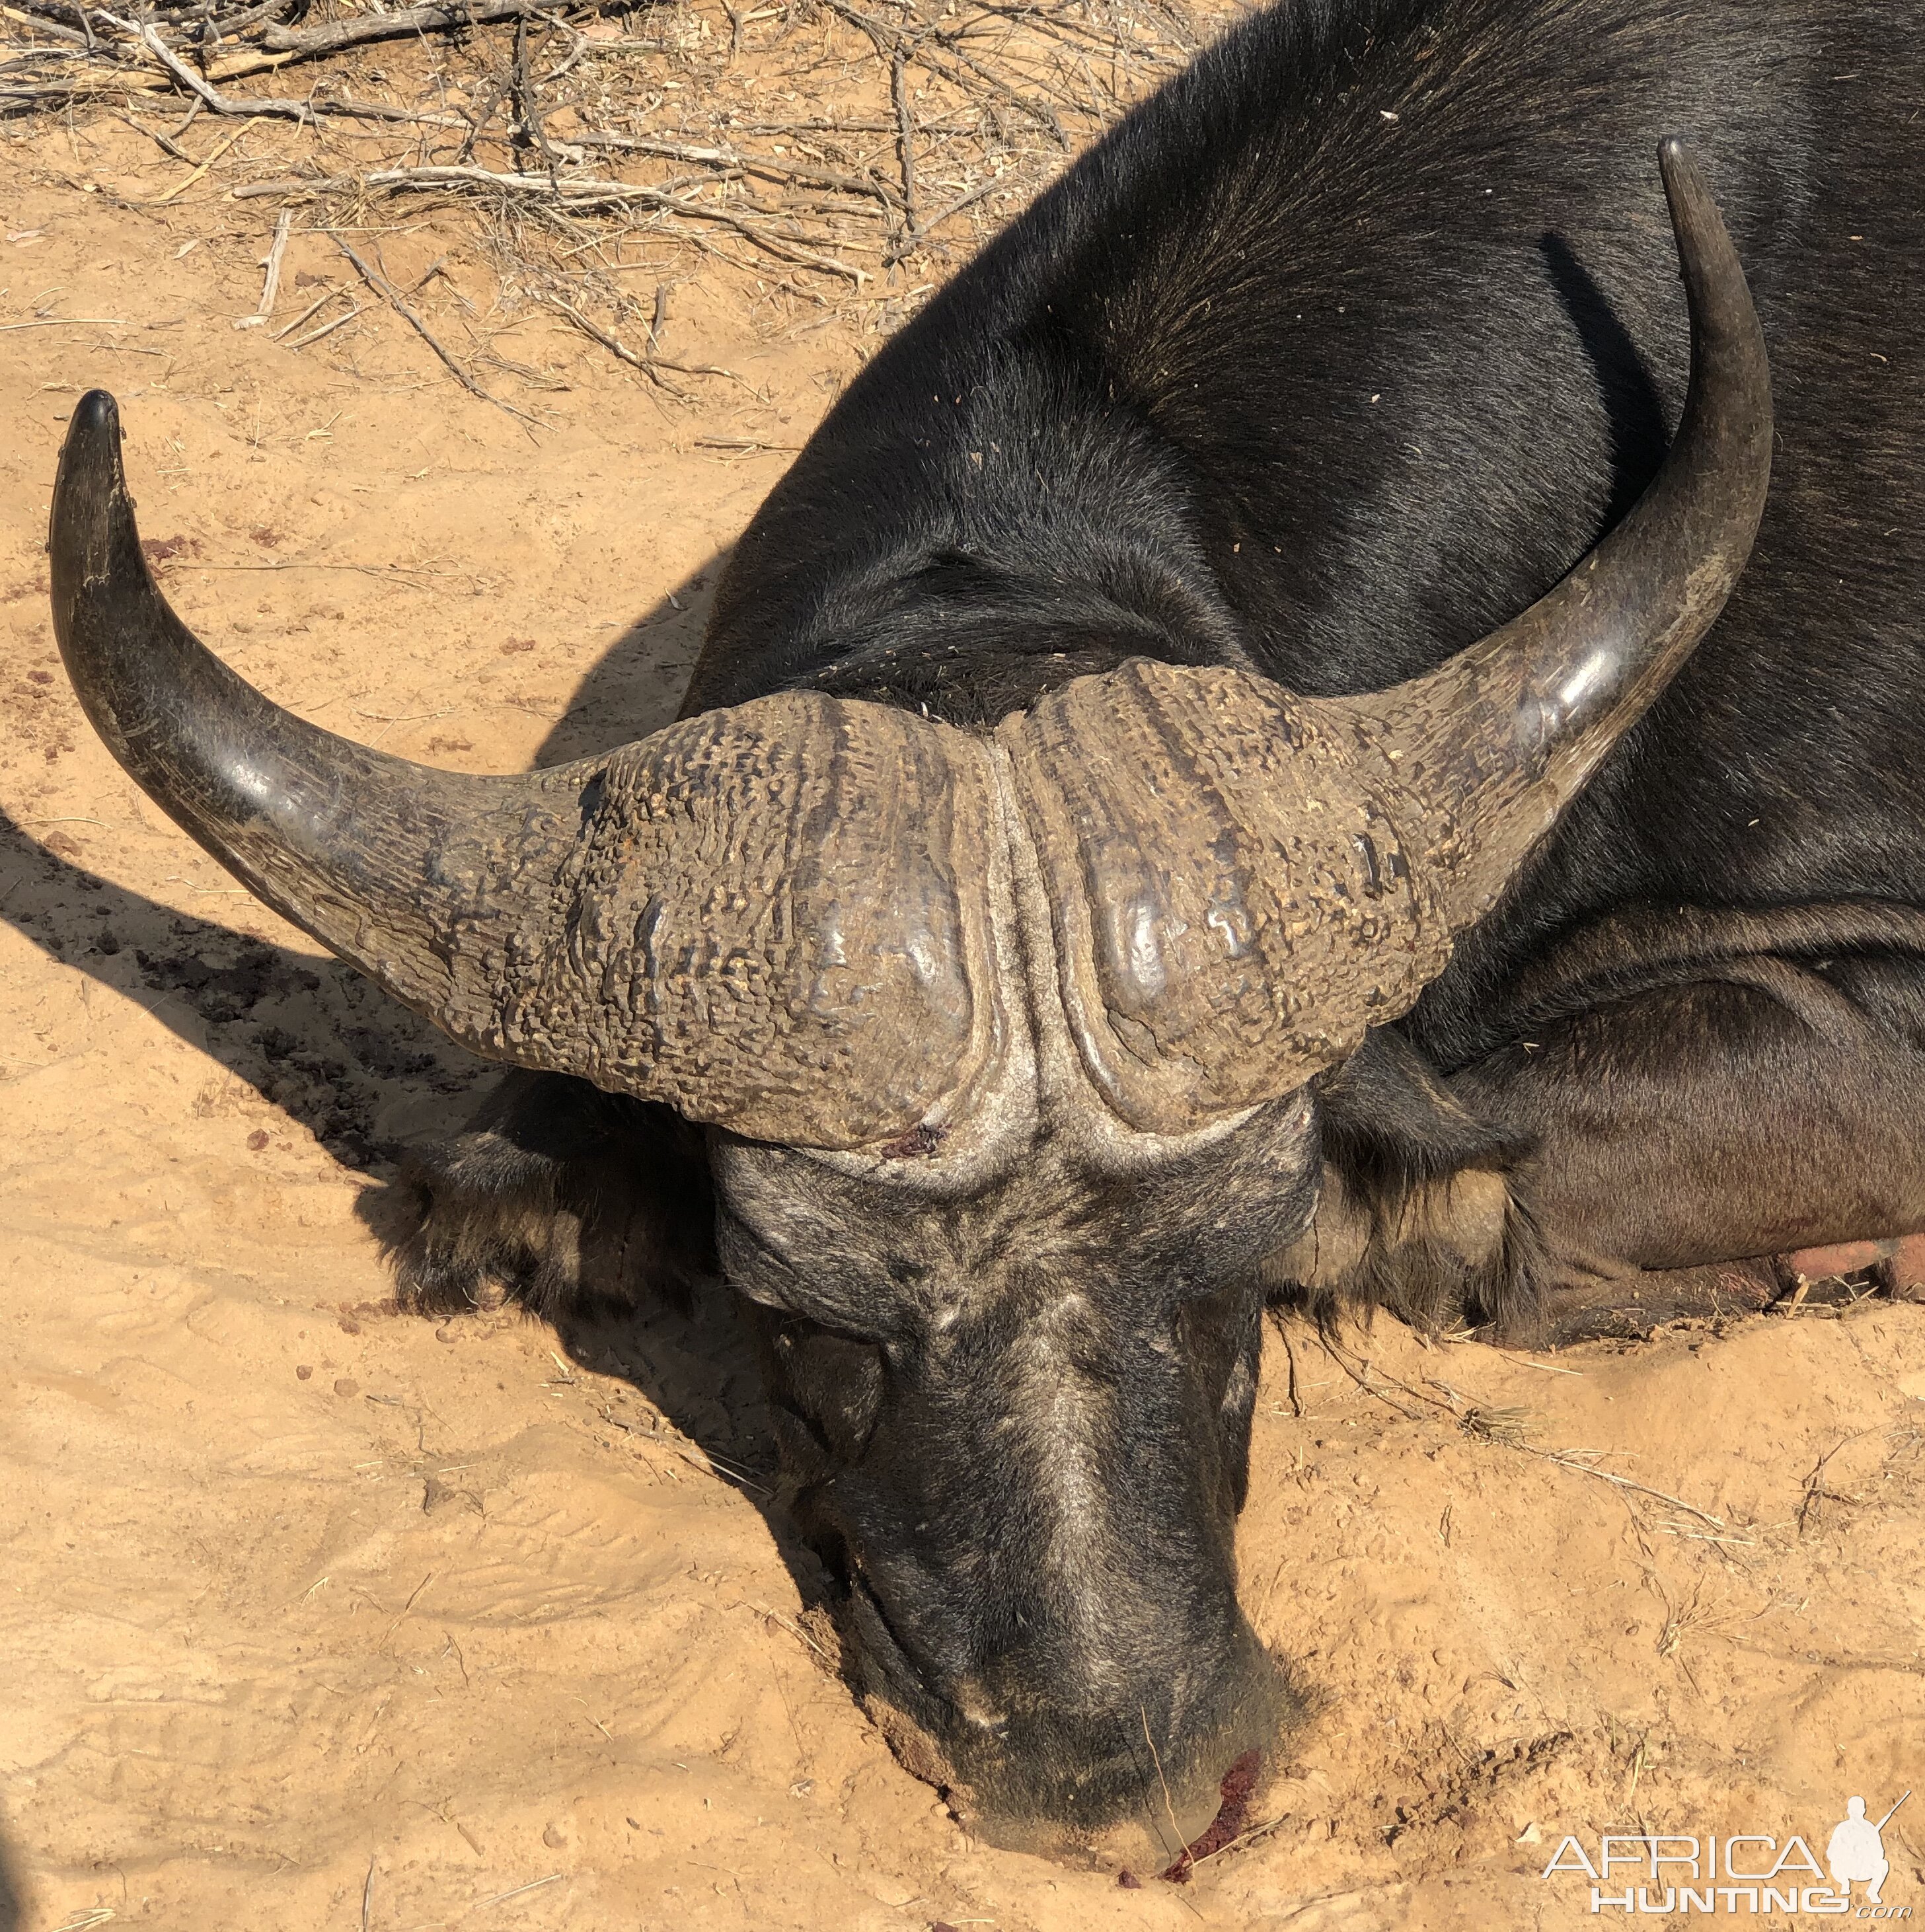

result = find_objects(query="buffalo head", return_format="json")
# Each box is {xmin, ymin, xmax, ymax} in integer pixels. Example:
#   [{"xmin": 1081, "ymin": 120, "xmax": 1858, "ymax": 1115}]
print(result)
[{"xmin": 44, "ymin": 143, "xmax": 1768, "ymax": 1839}]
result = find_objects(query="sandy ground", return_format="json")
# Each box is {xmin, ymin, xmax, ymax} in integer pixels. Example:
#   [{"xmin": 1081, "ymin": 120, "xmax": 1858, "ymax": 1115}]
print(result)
[{"xmin": 3, "ymin": 111, "xmax": 1925, "ymax": 1932}]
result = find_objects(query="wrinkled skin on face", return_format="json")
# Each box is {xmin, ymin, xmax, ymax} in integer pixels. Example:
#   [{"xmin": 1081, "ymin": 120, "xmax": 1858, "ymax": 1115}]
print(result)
[{"xmin": 711, "ymin": 1093, "xmax": 1320, "ymax": 1830}]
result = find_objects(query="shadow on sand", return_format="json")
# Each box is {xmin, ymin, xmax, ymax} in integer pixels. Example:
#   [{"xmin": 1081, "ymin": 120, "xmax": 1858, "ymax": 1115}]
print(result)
[
  {"xmin": 5, "ymin": 538, "xmax": 820, "ymax": 1594},
  {"xmin": 0, "ymin": 1815, "xmax": 22, "ymax": 1932}
]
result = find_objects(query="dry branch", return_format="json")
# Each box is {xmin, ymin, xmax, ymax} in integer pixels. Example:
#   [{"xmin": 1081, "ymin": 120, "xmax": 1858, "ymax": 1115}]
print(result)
[
  {"xmin": 260, "ymin": 0, "xmax": 619, "ymax": 61},
  {"xmin": 7, "ymin": 0, "xmax": 1207, "ymax": 398},
  {"xmin": 110, "ymin": 49, "xmax": 499, "ymax": 130},
  {"xmin": 922, "ymin": 171, "xmax": 1014, "ymax": 232},
  {"xmin": 239, "ymin": 205, "xmax": 293, "ymax": 323},
  {"xmin": 272, "ymin": 287, "xmax": 337, "ymax": 340},
  {"xmin": 99, "ymin": 15, "xmax": 321, "ymax": 120},
  {"xmin": 825, "ymin": 0, "xmax": 1071, "ymax": 148},
  {"xmin": 3, "ymin": 5, "xmax": 89, "ymax": 45},
  {"xmin": 155, "ymin": 108, "xmax": 260, "ymax": 196},
  {"xmin": 540, "ymin": 291, "xmax": 759, "ymax": 394},
  {"xmin": 333, "ymin": 232, "xmax": 538, "ymax": 422},
  {"xmin": 544, "ymin": 292, "xmax": 689, "ymax": 394},
  {"xmin": 568, "ymin": 129, "xmax": 905, "ymax": 209},
  {"xmin": 245, "ymin": 164, "xmax": 871, "ymax": 281},
  {"xmin": 283, "ymin": 302, "xmax": 365, "ymax": 349},
  {"xmin": 889, "ymin": 44, "xmax": 921, "ymax": 254}
]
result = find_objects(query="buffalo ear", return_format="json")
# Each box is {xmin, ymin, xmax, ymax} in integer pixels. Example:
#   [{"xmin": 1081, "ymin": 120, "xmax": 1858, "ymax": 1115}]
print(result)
[
  {"xmin": 1314, "ymin": 1029, "xmax": 1534, "ymax": 1189},
  {"xmin": 383, "ymin": 1070, "xmax": 716, "ymax": 1320},
  {"xmin": 1266, "ymin": 1031, "xmax": 1547, "ymax": 1339}
]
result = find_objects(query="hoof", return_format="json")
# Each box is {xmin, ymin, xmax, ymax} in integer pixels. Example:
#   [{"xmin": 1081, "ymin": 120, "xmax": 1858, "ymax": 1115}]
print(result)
[
  {"xmin": 1542, "ymin": 1259, "xmax": 1777, "ymax": 1344},
  {"xmin": 1775, "ymin": 1234, "xmax": 1925, "ymax": 1302}
]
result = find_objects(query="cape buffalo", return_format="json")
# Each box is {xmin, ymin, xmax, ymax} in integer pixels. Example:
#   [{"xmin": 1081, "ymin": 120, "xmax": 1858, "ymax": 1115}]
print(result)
[{"xmin": 43, "ymin": 0, "xmax": 1924, "ymax": 1845}]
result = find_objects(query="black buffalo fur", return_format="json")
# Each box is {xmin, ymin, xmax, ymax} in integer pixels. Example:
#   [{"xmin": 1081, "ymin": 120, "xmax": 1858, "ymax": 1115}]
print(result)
[
  {"xmin": 398, "ymin": 0, "xmax": 1925, "ymax": 1343},
  {"xmin": 1279, "ymin": 1032, "xmax": 1550, "ymax": 1337},
  {"xmin": 395, "ymin": 1072, "xmax": 714, "ymax": 1319}
]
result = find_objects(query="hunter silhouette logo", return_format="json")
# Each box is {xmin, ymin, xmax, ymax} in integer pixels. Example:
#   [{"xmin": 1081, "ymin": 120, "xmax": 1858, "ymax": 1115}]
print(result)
[
  {"xmin": 1538, "ymin": 1789, "xmax": 1914, "ymax": 1916},
  {"xmin": 1829, "ymin": 1795, "xmax": 1910, "ymax": 1908}
]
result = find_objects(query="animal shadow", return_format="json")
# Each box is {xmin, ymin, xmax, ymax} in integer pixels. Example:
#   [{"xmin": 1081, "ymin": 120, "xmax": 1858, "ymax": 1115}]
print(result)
[
  {"xmin": 1540, "ymin": 230, "xmax": 1672, "ymax": 536},
  {"xmin": 527, "ymin": 544, "xmax": 728, "ymax": 762},
  {"xmin": 353, "ymin": 546, "xmax": 792, "ymax": 1499},
  {"xmin": 0, "ymin": 1814, "xmax": 22, "ymax": 1932},
  {"xmin": 10, "ymin": 543, "xmax": 807, "ymax": 1591},
  {"xmin": 0, "ymin": 795, "xmax": 477, "ymax": 1175},
  {"xmin": 361, "ymin": 543, "xmax": 810, "ymax": 1575}
]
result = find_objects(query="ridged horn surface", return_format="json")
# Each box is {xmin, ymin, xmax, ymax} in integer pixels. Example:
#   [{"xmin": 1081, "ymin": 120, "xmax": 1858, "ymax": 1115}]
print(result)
[
  {"xmin": 48, "ymin": 389, "xmax": 1007, "ymax": 1151},
  {"xmin": 1001, "ymin": 658, "xmax": 1451, "ymax": 1135},
  {"xmin": 45, "ymin": 136, "xmax": 1770, "ymax": 1154},
  {"xmin": 997, "ymin": 137, "xmax": 1770, "ymax": 1137},
  {"xmin": 499, "ymin": 696, "xmax": 1010, "ymax": 1147}
]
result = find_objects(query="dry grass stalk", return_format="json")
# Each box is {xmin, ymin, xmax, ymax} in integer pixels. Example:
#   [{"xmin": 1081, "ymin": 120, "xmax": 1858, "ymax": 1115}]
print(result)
[
  {"xmin": 332, "ymin": 230, "xmax": 540, "ymax": 422},
  {"xmin": 4, "ymin": 0, "xmax": 1226, "ymax": 410},
  {"xmin": 1141, "ymin": 1702, "xmax": 1191, "ymax": 1864},
  {"xmin": 1312, "ymin": 1329, "xmax": 1732, "ymax": 1530},
  {"xmin": 539, "ymin": 288, "xmax": 755, "ymax": 393}
]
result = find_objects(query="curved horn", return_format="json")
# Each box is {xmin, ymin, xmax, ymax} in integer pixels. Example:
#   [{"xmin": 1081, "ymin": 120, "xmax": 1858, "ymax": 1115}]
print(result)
[
  {"xmin": 1338, "ymin": 136, "xmax": 1774, "ymax": 927},
  {"xmin": 48, "ymin": 391, "xmax": 1010, "ymax": 1150},
  {"xmin": 999, "ymin": 139, "xmax": 1771, "ymax": 1137}
]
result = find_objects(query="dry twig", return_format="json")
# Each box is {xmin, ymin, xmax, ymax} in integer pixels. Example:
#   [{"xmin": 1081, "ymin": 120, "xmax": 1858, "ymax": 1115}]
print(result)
[
  {"xmin": 333, "ymin": 231, "xmax": 537, "ymax": 422},
  {"xmin": 260, "ymin": 0, "xmax": 619, "ymax": 61},
  {"xmin": 237, "ymin": 205, "xmax": 293, "ymax": 324},
  {"xmin": 7, "ymin": 0, "xmax": 1215, "ymax": 416},
  {"xmin": 539, "ymin": 290, "xmax": 755, "ymax": 394}
]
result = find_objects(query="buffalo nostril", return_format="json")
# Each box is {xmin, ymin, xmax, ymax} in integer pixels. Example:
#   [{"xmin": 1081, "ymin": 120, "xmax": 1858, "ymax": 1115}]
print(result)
[{"xmin": 849, "ymin": 1581, "xmax": 1007, "ymax": 1738}]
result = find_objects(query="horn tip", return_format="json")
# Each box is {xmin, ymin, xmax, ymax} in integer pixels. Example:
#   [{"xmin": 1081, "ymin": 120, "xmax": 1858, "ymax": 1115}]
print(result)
[
  {"xmin": 54, "ymin": 387, "xmax": 128, "ymax": 515},
  {"xmin": 59, "ymin": 388, "xmax": 124, "ymax": 488},
  {"xmin": 1656, "ymin": 134, "xmax": 1716, "ymax": 216},
  {"xmin": 1657, "ymin": 134, "xmax": 1698, "ymax": 193},
  {"xmin": 51, "ymin": 389, "xmax": 133, "ymax": 618},
  {"xmin": 69, "ymin": 386, "xmax": 121, "ymax": 445}
]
